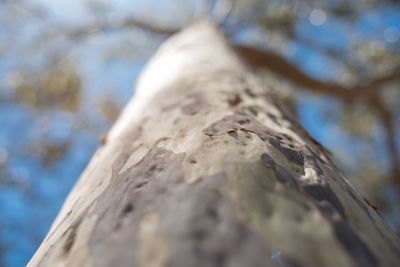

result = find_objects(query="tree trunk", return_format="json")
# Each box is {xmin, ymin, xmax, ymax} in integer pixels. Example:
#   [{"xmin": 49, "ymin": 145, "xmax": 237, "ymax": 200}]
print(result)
[{"xmin": 28, "ymin": 20, "xmax": 400, "ymax": 267}]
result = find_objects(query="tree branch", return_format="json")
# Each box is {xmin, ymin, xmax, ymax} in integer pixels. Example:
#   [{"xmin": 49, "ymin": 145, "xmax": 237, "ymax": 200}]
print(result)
[
  {"xmin": 44, "ymin": 18, "xmax": 179, "ymax": 41},
  {"xmin": 233, "ymin": 45, "xmax": 400, "ymax": 100},
  {"xmin": 369, "ymin": 95, "xmax": 400, "ymax": 185}
]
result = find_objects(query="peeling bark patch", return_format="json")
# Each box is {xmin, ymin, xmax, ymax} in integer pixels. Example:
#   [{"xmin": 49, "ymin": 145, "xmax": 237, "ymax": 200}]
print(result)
[
  {"xmin": 260, "ymin": 153, "xmax": 345, "ymax": 217},
  {"xmin": 88, "ymin": 142, "xmax": 185, "ymax": 267},
  {"xmin": 88, "ymin": 141, "xmax": 274, "ymax": 267},
  {"xmin": 269, "ymin": 138, "xmax": 304, "ymax": 166},
  {"xmin": 260, "ymin": 153, "xmax": 377, "ymax": 267},
  {"xmin": 203, "ymin": 110, "xmax": 324, "ymax": 174},
  {"xmin": 261, "ymin": 154, "xmax": 299, "ymax": 189},
  {"xmin": 134, "ymin": 180, "xmax": 148, "ymax": 189},
  {"xmin": 203, "ymin": 111, "xmax": 349, "ymax": 226}
]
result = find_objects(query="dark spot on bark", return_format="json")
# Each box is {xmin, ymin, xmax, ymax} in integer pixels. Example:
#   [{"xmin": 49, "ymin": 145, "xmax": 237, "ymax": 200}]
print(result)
[
  {"xmin": 134, "ymin": 180, "xmax": 148, "ymax": 189},
  {"xmin": 88, "ymin": 139, "xmax": 274, "ymax": 267},
  {"xmin": 113, "ymin": 222, "xmax": 121, "ymax": 231},
  {"xmin": 63, "ymin": 218, "xmax": 82, "ymax": 254},
  {"xmin": 227, "ymin": 94, "xmax": 242, "ymax": 106},
  {"xmin": 189, "ymin": 159, "xmax": 197, "ymax": 164},
  {"xmin": 247, "ymin": 106, "xmax": 258, "ymax": 116},
  {"xmin": 228, "ymin": 131, "xmax": 239, "ymax": 139},
  {"xmin": 173, "ymin": 118, "xmax": 180, "ymax": 125},
  {"xmin": 282, "ymin": 134, "xmax": 293, "ymax": 142},
  {"xmin": 267, "ymin": 113, "xmax": 281, "ymax": 126},
  {"xmin": 206, "ymin": 207, "xmax": 218, "ymax": 220},
  {"xmin": 238, "ymin": 118, "xmax": 251, "ymax": 125},
  {"xmin": 214, "ymin": 251, "xmax": 226, "ymax": 266},
  {"xmin": 192, "ymin": 228, "xmax": 207, "ymax": 241},
  {"xmin": 99, "ymin": 133, "xmax": 108, "ymax": 145},
  {"xmin": 149, "ymin": 165, "xmax": 157, "ymax": 172},
  {"xmin": 244, "ymin": 88, "xmax": 256, "ymax": 97},
  {"xmin": 122, "ymin": 203, "xmax": 134, "ymax": 215},
  {"xmin": 63, "ymin": 231, "xmax": 76, "ymax": 254},
  {"xmin": 260, "ymin": 154, "xmax": 274, "ymax": 167},
  {"xmin": 362, "ymin": 196, "xmax": 379, "ymax": 211}
]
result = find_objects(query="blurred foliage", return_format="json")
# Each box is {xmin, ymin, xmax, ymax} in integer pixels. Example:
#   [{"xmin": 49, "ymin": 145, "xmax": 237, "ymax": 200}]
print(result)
[
  {"xmin": 12, "ymin": 65, "xmax": 81, "ymax": 112},
  {"xmin": 340, "ymin": 102, "xmax": 377, "ymax": 137},
  {"xmin": 353, "ymin": 164, "xmax": 392, "ymax": 211},
  {"xmin": 25, "ymin": 141, "xmax": 70, "ymax": 168},
  {"xmin": 97, "ymin": 93, "xmax": 121, "ymax": 123}
]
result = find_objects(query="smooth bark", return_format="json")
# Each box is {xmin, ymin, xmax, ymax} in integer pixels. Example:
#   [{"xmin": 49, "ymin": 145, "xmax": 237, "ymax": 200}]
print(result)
[{"xmin": 28, "ymin": 20, "xmax": 400, "ymax": 267}]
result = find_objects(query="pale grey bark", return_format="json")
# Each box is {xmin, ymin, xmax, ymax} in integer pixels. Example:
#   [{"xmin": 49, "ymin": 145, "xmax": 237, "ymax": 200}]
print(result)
[{"xmin": 28, "ymin": 20, "xmax": 400, "ymax": 267}]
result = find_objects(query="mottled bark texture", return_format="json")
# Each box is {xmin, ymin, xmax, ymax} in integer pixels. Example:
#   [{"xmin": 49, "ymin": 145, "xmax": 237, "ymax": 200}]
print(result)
[{"xmin": 29, "ymin": 20, "xmax": 400, "ymax": 267}]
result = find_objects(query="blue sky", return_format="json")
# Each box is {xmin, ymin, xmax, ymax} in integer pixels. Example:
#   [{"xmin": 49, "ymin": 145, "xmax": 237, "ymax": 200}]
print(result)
[{"xmin": 0, "ymin": 1, "xmax": 399, "ymax": 266}]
